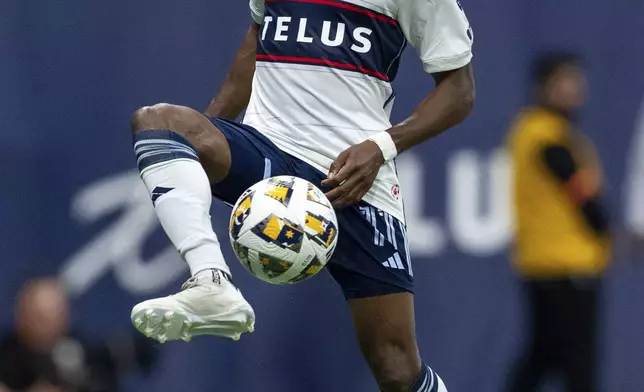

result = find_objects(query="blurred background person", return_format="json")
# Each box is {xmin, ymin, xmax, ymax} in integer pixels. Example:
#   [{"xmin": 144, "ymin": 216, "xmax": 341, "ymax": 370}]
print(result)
[
  {"xmin": 0, "ymin": 278, "xmax": 158, "ymax": 392},
  {"xmin": 505, "ymin": 52, "xmax": 611, "ymax": 392}
]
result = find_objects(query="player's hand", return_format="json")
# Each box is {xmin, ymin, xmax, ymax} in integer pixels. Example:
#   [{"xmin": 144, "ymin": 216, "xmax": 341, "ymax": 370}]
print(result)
[{"xmin": 322, "ymin": 140, "xmax": 384, "ymax": 208}]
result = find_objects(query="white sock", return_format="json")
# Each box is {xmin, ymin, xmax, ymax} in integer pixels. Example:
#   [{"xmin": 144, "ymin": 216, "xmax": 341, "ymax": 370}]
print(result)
[{"xmin": 140, "ymin": 159, "xmax": 230, "ymax": 277}]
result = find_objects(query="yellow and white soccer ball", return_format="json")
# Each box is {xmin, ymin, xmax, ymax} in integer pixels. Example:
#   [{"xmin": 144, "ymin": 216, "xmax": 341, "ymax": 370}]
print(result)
[{"xmin": 228, "ymin": 176, "xmax": 338, "ymax": 284}]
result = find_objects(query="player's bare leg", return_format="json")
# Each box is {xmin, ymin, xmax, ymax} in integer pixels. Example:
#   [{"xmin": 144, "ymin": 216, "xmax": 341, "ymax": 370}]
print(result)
[
  {"xmin": 129, "ymin": 103, "xmax": 255, "ymax": 343},
  {"xmin": 349, "ymin": 292, "xmax": 447, "ymax": 392}
]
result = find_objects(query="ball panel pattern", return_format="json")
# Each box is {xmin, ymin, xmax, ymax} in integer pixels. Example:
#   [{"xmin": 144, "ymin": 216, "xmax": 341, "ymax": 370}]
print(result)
[
  {"xmin": 306, "ymin": 183, "xmax": 331, "ymax": 208},
  {"xmin": 229, "ymin": 190, "xmax": 254, "ymax": 240},
  {"xmin": 256, "ymin": 252, "xmax": 292, "ymax": 279},
  {"xmin": 229, "ymin": 176, "xmax": 339, "ymax": 285},
  {"xmin": 250, "ymin": 214, "xmax": 304, "ymax": 253},
  {"xmin": 289, "ymin": 256, "xmax": 326, "ymax": 284},
  {"xmin": 232, "ymin": 242, "xmax": 252, "ymax": 271},
  {"xmin": 304, "ymin": 212, "xmax": 338, "ymax": 250},
  {"xmin": 263, "ymin": 176, "xmax": 295, "ymax": 207}
]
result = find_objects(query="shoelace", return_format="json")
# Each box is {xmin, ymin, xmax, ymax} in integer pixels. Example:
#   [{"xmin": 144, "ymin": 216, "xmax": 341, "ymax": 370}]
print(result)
[{"xmin": 181, "ymin": 269, "xmax": 232, "ymax": 291}]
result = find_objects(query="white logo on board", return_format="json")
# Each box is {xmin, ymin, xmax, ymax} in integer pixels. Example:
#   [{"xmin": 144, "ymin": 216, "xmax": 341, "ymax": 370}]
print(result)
[
  {"xmin": 59, "ymin": 171, "xmax": 186, "ymax": 297},
  {"xmin": 624, "ymin": 97, "xmax": 644, "ymax": 235}
]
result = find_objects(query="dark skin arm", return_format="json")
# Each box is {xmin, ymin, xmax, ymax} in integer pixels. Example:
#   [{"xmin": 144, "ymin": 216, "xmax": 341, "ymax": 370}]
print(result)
[
  {"xmin": 204, "ymin": 24, "xmax": 259, "ymax": 120},
  {"xmin": 323, "ymin": 63, "xmax": 476, "ymax": 207}
]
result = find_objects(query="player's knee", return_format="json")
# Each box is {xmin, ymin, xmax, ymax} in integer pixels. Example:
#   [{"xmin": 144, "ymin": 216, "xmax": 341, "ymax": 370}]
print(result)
[
  {"xmin": 364, "ymin": 338, "xmax": 421, "ymax": 392},
  {"xmin": 129, "ymin": 103, "xmax": 230, "ymax": 182},
  {"xmin": 129, "ymin": 104, "xmax": 220, "ymax": 154},
  {"xmin": 130, "ymin": 103, "xmax": 177, "ymax": 133}
]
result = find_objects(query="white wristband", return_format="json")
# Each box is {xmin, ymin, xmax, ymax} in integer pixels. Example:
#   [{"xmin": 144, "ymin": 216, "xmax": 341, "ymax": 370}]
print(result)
[{"xmin": 368, "ymin": 131, "xmax": 398, "ymax": 162}]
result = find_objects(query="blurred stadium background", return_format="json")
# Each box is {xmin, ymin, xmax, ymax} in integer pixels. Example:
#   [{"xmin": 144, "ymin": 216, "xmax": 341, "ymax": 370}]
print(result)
[{"xmin": 2, "ymin": 1, "xmax": 644, "ymax": 391}]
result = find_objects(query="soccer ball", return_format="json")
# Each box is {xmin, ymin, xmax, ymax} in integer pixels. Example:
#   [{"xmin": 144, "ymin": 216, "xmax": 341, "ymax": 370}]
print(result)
[{"xmin": 228, "ymin": 176, "xmax": 338, "ymax": 284}]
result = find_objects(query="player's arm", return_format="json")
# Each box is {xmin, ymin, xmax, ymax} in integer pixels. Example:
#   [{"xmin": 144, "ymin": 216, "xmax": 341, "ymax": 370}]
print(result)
[
  {"xmin": 383, "ymin": 0, "xmax": 475, "ymax": 153},
  {"xmin": 541, "ymin": 144, "xmax": 610, "ymax": 236},
  {"xmin": 324, "ymin": 63, "xmax": 474, "ymax": 207},
  {"xmin": 387, "ymin": 64, "xmax": 474, "ymax": 153},
  {"xmin": 204, "ymin": 23, "xmax": 259, "ymax": 120},
  {"xmin": 324, "ymin": 0, "xmax": 475, "ymax": 207}
]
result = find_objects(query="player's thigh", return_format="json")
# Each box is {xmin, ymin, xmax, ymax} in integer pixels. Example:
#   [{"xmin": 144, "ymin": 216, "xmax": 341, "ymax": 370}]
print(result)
[
  {"xmin": 131, "ymin": 103, "xmax": 231, "ymax": 183},
  {"xmin": 207, "ymin": 117, "xmax": 292, "ymax": 205}
]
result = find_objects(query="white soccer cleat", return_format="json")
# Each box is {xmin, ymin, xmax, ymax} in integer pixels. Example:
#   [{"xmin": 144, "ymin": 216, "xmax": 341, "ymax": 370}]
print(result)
[{"xmin": 130, "ymin": 270, "xmax": 255, "ymax": 343}]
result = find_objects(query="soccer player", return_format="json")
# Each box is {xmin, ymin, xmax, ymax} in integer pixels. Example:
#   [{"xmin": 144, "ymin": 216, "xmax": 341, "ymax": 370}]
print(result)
[{"xmin": 129, "ymin": 0, "xmax": 475, "ymax": 390}]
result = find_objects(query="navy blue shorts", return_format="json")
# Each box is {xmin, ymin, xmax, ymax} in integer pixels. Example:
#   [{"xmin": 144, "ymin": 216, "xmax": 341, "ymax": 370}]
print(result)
[{"xmin": 209, "ymin": 117, "xmax": 413, "ymax": 299}]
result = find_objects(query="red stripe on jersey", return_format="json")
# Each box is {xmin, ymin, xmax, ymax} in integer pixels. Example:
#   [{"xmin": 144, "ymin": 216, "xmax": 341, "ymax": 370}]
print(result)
[
  {"xmin": 256, "ymin": 54, "xmax": 390, "ymax": 81},
  {"xmin": 264, "ymin": 0, "xmax": 398, "ymax": 25}
]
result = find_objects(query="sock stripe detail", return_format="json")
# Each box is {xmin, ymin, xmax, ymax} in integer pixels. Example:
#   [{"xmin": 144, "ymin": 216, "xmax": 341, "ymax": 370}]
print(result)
[
  {"xmin": 409, "ymin": 364, "xmax": 440, "ymax": 392},
  {"xmin": 136, "ymin": 143, "xmax": 198, "ymax": 161},
  {"xmin": 417, "ymin": 372, "xmax": 429, "ymax": 392},
  {"xmin": 132, "ymin": 130, "xmax": 199, "ymax": 171},
  {"xmin": 426, "ymin": 367, "xmax": 435, "ymax": 392}
]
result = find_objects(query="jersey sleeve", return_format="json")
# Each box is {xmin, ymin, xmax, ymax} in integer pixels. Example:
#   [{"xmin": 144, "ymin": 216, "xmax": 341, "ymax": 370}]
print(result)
[
  {"xmin": 249, "ymin": 0, "xmax": 264, "ymax": 25},
  {"xmin": 397, "ymin": 0, "xmax": 473, "ymax": 74}
]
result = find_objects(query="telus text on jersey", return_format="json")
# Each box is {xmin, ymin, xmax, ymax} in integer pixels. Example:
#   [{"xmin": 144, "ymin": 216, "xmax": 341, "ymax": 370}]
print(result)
[{"xmin": 261, "ymin": 16, "xmax": 373, "ymax": 53}]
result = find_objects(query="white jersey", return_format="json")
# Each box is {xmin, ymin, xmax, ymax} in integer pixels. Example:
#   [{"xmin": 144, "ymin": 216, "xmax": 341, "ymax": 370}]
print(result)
[{"xmin": 243, "ymin": 0, "xmax": 473, "ymax": 223}]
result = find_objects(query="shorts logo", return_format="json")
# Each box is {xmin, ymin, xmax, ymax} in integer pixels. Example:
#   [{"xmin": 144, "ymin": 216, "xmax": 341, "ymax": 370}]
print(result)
[
  {"xmin": 382, "ymin": 252, "xmax": 405, "ymax": 270},
  {"xmin": 391, "ymin": 184, "xmax": 400, "ymax": 200}
]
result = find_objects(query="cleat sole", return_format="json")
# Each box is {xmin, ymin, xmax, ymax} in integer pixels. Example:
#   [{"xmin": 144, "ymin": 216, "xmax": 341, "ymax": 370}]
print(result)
[{"xmin": 131, "ymin": 297, "xmax": 256, "ymax": 343}]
